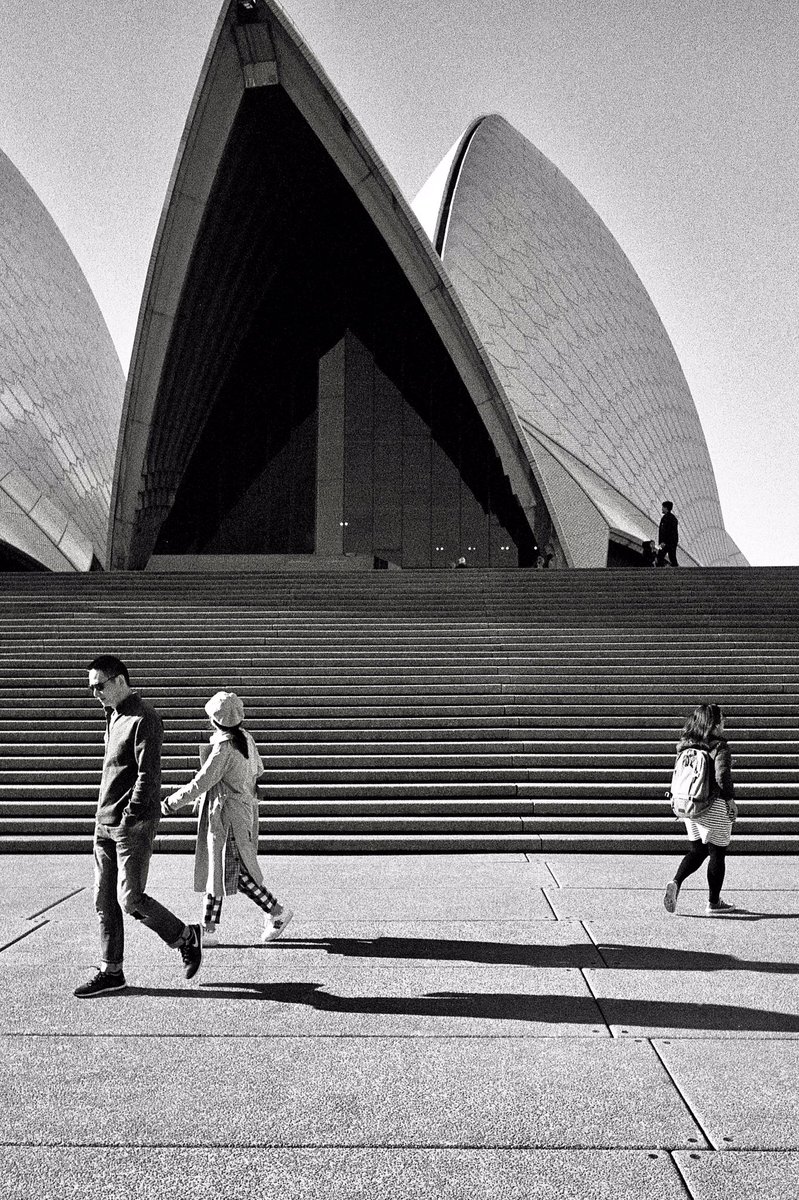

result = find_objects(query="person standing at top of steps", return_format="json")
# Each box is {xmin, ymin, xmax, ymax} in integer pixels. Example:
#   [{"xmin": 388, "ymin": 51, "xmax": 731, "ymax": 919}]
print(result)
[
  {"xmin": 656, "ymin": 500, "xmax": 679, "ymax": 567},
  {"xmin": 162, "ymin": 691, "xmax": 293, "ymax": 945},
  {"xmin": 663, "ymin": 703, "xmax": 738, "ymax": 916},
  {"xmin": 74, "ymin": 656, "xmax": 203, "ymax": 998}
]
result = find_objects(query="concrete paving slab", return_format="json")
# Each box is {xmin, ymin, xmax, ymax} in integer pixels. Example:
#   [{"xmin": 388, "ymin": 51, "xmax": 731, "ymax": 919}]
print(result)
[
  {"xmin": 40, "ymin": 884, "xmax": 558, "ymax": 922},
  {"xmin": 40, "ymin": 910, "xmax": 599, "ymax": 966},
  {"xmin": 545, "ymin": 888, "xmax": 799, "ymax": 921},
  {"xmin": 0, "ymin": 1037, "xmax": 705, "ymax": 1148},
  {"xmin": 141, "ymin": 863, "xmax": 554, "ymax": 894},
  {"xmin": 656, "ymin": 1039, "xmax": 799, "ymax": 1149},
  {"xmin": 0, "ymin": 887, "xmax": 88, "ymax": 920},
  {"xmin": 545, "ymin": 888, "xmax": 686, "ymax": 920},
  {"xmin": 4, "ymin": 852, "xmax": 798, "ymax": 1189},
  {"xmin": 1, "ymin": 922, "xmax": 606, "ymax": 1036},
  {"xmin": 589, "ymin": 919, "xmax": 799, "ymax": 971},
  {"xmin": 587, "ymin": 968, "xmax": 799, "ymax": 1038},
  {"xmin": 268, "ymin": 852, "xmax": 534, "ymax": 868},
  {"xmin": 674, "ymin": 1150, "xmax": 799, "ymax": 1200},
  {"xmin": 0, "ymin": 917, "xmax": 47, "ymax": 951},
  {"xmin": 545, "ymin": 855, "xmax": 799, "ymax": 891},
  {"xmin": 143, "ymin": 853, "xmax": 543, "ymax": 888},
  {"xmin": 546, "ymin": 856, "xmax": 698, "ymax": 890},
  {"xmin": 0, "ymin": 855, "xmax": 89, "ymax": 886},
  {"xmin": 257, "ymin": 920, "xmax": 601, "ymax": 969},
  {"xmin": 0, "ymin": 1147, "xmax": 689, "ymax": 1200}
]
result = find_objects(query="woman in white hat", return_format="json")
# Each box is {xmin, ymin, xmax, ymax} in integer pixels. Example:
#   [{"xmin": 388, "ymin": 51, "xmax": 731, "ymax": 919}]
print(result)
[{"xmin": 162, "ymin": 690, "xmax": 293, "ymax": 944}]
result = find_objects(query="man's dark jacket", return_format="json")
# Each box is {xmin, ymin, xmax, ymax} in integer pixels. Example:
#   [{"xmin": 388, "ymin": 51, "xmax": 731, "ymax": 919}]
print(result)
[
  {"xmin": 658, "ymin": 511, "xmax": 679, "ymax": 548},
  {"xmin": 96, "ymin": 693, "xmax": 163, "ymax": 826}
]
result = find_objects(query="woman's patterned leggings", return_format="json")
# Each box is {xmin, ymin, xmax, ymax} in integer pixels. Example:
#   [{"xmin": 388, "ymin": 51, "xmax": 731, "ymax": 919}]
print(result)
[{"xmin": 203, "ymin": 842, "xmax": 278, "ymax": 926}]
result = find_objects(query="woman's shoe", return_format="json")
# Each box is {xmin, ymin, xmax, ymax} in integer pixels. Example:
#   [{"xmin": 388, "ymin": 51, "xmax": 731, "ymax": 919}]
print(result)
[
  {"xmin": 706, "ymin": 899, "xmax": 736, "ymax": 915},
  {"xmin": 663, "ymin": 881, "xmax": 679, "ymax": 913},
  {"xmin": 202, "ymin": 923, "xmax": 219, "ymax": 945},
  {"xmin": 262, "ymin": 905, "xmax": 294, "ymax": 943}
]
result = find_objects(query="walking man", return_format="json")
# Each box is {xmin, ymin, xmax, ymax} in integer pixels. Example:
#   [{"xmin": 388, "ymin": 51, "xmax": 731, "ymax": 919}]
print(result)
[
  {"xmin": 656, "ymin": 500, "xmax": 679, "ymax": 567},
  {"xmin": 74, "ymin": 655, "xmax": 202, "ymax": 997}
]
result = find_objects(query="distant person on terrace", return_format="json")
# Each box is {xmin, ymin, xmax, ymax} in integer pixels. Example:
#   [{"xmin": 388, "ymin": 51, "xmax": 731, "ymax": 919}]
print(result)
[{"xmin": 656, "ymin": 500, "xmax": 679, "ymax": 567}]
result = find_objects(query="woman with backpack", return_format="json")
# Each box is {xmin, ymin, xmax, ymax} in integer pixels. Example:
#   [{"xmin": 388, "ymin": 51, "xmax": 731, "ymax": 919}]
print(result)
[{"xmin": 663, "ymin": 702, "xmax": 738, "ymax": 915}]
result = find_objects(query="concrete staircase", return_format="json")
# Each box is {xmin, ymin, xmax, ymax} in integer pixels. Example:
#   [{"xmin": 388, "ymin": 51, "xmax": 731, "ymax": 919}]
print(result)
[{"xmin": 1, "ymin": 568, "xmax": 798, "ymax": 854}]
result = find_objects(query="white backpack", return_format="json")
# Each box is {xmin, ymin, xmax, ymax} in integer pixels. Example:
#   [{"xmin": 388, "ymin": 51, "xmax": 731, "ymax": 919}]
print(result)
[{"xmin": 669, "ymin": 746, "xmax": 713, "ymax": 819}]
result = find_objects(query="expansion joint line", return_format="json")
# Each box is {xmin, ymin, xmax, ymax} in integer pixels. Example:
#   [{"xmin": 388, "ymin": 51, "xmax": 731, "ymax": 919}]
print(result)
[
  {"xmin": 543, "ymin": 861, "xmax": 561, "ymax": 887},
  {"xmin": 576, "ymin": 921, "xmax": 615, "ymax": 1035},
  {"xmin": 577, "ymin": 965, "xmax": 612, "ymax": 1037},
  {"xmin": 649, "ymin": 1039, "xmax": 715, "ymax": 1151},
  {"xmin": 27, "ymin": 887, "xmax": 86, "ymax": 920},
  {"xmin": 579, "ymin": 918, "xmax": 610, "ymax": 967},
  {"xmin": 0, "ymin": 921, "xmax": 48, "ymax": 952},
  {"xmin": 670, "ymin": 1150, "xmax": 704, "ymax": 1200}
]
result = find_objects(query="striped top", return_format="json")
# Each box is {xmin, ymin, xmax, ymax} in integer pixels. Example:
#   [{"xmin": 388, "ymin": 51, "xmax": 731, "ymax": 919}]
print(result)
[{"xmin": 684, "ymin": 796, "xmax": 734, "ymax": 847}]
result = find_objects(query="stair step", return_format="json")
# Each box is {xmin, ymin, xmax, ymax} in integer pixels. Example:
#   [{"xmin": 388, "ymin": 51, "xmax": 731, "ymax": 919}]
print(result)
[{"xmin": 3, "ymin": 566, "xmax": 799, "ymax": 853}]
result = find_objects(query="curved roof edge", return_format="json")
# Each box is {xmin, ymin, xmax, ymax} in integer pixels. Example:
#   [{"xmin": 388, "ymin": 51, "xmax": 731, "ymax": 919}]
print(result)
[
  {"xmin": 413, "ymin": 118, "xmax": 485, "ymax": 254},
  {"xmin": 110, "ymin": 3, "xmax": 546, "ymax": 569},
  {"xmin": 1, "ymin": 464, "xmax": 94, "ymax": 570}
]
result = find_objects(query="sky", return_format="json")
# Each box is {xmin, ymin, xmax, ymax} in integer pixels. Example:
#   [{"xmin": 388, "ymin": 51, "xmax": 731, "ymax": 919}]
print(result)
[{"xmin": 0, "ymin": 0, "xmax": 796, "ymax": 565}]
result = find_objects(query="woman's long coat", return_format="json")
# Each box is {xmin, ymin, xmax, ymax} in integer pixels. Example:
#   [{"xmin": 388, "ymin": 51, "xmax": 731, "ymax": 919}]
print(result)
[{"xmin": 163, "ymin": 729, "xmax": 265, "ymax": 895}]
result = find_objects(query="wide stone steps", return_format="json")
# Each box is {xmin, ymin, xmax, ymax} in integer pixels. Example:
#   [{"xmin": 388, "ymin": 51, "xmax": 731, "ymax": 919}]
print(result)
[
  {"xmin": 1, "ymin": 740, "xmax": 796, "ymax": 759},
  {"xmin": 2, "ymin": 566, "xmax": 799, "ymax": 852},
  {"xmin": 4, "ymin": 796, "xmax": 799, "ymax": 817},
  {"xmin": 2, "ymin": 717, "xmax": 798, "ymax": 734},
  {"xmin": 1, "ymin": 815, "xmax": 796, "ymax": 839},
  {"xmin": 1, "ymin": 759, "xmax": 797, "ymax": 780}
]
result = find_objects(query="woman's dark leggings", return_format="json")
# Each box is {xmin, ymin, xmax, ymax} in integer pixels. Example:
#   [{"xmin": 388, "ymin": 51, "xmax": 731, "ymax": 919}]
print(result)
[{"xmin": 674, "ymin": 840, "xmax": 726, "ymax": 904}]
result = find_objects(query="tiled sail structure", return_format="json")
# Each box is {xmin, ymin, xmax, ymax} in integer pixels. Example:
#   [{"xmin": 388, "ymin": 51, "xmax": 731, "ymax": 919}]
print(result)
[
  {"xmin": 0, "ymin": 152, "xmax": 124, "ymax": 570},
  {"xmin": 414, "ymin": 117, "xmax": 746, "ymax": 567}
]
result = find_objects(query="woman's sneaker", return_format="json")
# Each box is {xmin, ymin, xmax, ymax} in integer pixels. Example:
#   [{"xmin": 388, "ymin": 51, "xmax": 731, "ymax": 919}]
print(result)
[
  {"xmin": 706, "ymin": 899, "xmax": 737, "ymax": 915},
  {"xmin": 663, "ymin": 881, "xmax": 679, "ymax": 913},
  {"xmin": 202, "ymin": 924, "xmax": 219, "ymax": 946},
  {"xmin": 262, "ymin": 905, "xmax": 294, "ymax": 943}
]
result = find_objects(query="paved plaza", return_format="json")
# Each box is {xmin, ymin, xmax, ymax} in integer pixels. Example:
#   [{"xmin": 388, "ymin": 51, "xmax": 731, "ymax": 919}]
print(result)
[{"xmin": 2, "ymin": 851, "xmax": 798, "ymax": 1198}]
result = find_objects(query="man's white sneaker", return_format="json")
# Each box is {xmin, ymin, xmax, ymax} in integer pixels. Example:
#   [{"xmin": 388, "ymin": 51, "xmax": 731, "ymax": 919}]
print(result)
[
  {"xmin": 262, "ymin": 906, "xmax": 294, "ymax": 943},
  {"xmin": 706, "ymin": 899, "xmax": 736, "ymax": 915}
]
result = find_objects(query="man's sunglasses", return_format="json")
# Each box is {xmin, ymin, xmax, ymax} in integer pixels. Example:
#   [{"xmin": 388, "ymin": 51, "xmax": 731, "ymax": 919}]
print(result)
[{"xmin": 89, "ymin": 676, "xmax": 117, "ymax": 693}]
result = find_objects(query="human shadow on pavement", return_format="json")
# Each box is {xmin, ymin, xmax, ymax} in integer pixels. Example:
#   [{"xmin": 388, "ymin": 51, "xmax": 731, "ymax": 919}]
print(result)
[
  {"xmin": 122, "ymin": 980, "xmax": 799, "ymax": 1033},
  {"xmin": 262, "ymin": 934, "xmax": 799, "ymax": 975},
  {"xmin": 680, "ymin": 911, "xmax": 799, "ymax": 922},
  {"xmin": 267, "ymin": 936, "xmax": 602, "ymax": 967}
]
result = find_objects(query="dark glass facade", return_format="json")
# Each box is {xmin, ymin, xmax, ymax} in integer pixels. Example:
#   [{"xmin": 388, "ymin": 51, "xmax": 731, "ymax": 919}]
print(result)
[
  {"xmin": 333, "ymin": 333, "xmax": 532, "ymax": 568},
  {"xmin": 150, "ymin": 87, "xmax": 538, "ymax": 568}
]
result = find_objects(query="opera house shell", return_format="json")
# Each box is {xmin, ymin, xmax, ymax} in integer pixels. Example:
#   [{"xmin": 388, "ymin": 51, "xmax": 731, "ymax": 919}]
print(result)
[
  {"xmin": 0, "ymin": 152, "xmax": 124, "ymax": 571},
  {"xmin": 413, "ymin": 117, "xmax": 746, "ymax": 568},
  {"xmin": 0, "ymin": 0, "xmax": 731, "ymax": 573}
]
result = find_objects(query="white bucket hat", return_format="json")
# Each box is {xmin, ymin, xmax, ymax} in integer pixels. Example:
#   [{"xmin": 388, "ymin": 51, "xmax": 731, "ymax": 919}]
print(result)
[{"xmin": 204, "ymin": 690, "xmax": 245, "ymax": 727}]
